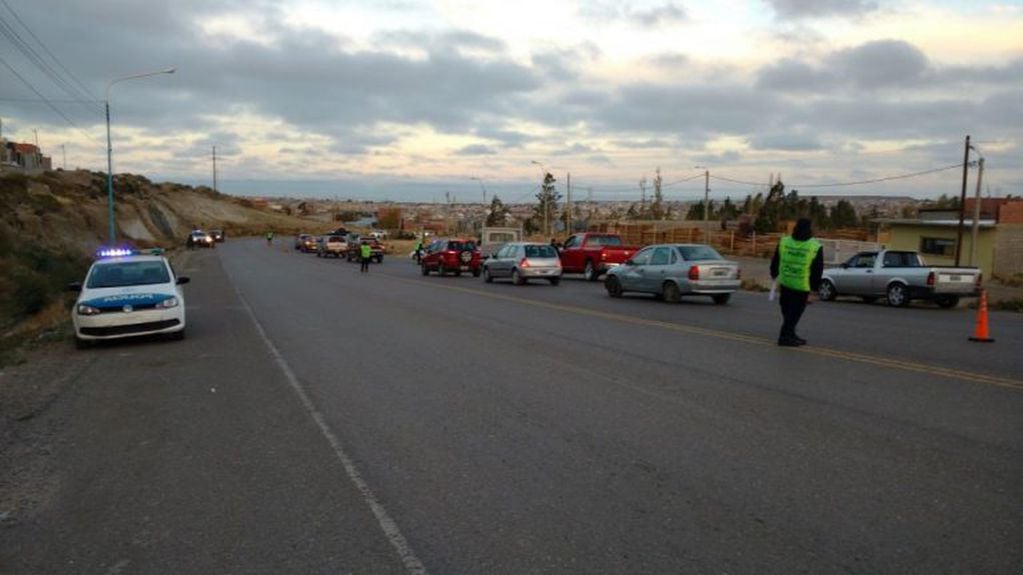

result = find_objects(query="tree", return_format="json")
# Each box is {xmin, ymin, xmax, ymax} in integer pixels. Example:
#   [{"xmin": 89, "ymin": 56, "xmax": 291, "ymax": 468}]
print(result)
[
  {"xmin": 829, "ymin": 199, "xmax": 859, "ymax": 228},
  {"xmin": 485, "ymin": 195, "xmax": 509, "ymax": 226},
  {"xmin": 649, "ymin": 168, "xmax": 665, "ymax": 220},
  {"xmin": 531, "ymin": 172, "xmax": 560, "ymax": 236}
]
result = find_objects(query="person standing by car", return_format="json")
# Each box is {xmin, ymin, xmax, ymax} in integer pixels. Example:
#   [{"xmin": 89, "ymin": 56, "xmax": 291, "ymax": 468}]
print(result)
[
  {"xmin": 414, "ymin": 239, "xmax": 424, "ymax": 263},
  {"xmin": 770, "ymin": 218, "xmax": 823, "ymax": 347},
  {"xmin": 360, "ymin": 241, "xmax": 372, "ymax": 273}
]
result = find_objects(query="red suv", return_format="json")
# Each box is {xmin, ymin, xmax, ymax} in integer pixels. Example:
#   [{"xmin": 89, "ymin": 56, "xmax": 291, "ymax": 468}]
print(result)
[{"xmin": 421, "ymin": 239, "xmax": 481, "ymax": 277}]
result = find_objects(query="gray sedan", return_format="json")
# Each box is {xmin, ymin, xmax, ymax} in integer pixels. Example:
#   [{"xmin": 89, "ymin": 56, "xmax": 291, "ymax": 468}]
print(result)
[
  {"xmin": 604, "ymin": 244, "xmax": 740, "ymax": 304},
  {"xmin": 483, "ymin": 242, "xmax": 562, "ymax": 285}
]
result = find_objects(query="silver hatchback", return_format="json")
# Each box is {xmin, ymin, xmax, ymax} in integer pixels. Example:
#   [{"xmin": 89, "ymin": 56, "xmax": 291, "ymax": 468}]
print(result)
[
  {"xmin": 483, "ymin": 242, "xmax": 562, "ymax": 285},
  {"xmin": 605, "ymin": 243, "xmax": 740, "ymax": 304}
]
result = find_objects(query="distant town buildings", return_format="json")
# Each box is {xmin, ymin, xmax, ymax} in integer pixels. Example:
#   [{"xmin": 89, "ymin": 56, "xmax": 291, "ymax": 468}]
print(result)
[{"xmin": 0, "ymin": 138, "xmax": 52, "ymax": 174}]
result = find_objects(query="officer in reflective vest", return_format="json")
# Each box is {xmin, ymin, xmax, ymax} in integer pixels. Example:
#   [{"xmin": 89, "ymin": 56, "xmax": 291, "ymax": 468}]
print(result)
[
  {"xmin": 360, "ymin": 241, "xmax": 372, "ymax": 273},
  {"xmin": 770, "ymin": 218, "xmax": 823, "ymax": 347}
]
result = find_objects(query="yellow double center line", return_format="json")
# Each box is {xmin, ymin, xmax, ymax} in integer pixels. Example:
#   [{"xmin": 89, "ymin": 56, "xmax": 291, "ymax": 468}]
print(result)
[{"xmin": 383, "ymin": 271, "xmax": 1023, "ymax": 391}]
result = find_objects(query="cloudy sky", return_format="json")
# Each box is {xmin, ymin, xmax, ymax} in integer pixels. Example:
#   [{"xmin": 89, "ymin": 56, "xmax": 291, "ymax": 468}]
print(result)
[{"xmin": 1, "ymin": 0, "xmax": 1020, "ymax": 202}]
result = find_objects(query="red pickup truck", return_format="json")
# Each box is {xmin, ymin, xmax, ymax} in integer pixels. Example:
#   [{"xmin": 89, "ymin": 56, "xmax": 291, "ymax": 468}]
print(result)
[{"xmin": 559, "ymin": 233, "xmax": 641, "ymax": 281}]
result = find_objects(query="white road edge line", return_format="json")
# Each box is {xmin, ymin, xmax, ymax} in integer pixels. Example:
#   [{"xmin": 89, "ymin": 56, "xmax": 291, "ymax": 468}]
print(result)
[{"xmin": 235, "ymin": 288, "xmax": 429, "ymax": 575}]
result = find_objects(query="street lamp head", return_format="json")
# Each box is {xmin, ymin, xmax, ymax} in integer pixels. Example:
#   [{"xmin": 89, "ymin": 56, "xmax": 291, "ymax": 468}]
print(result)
[{"xmin": 162, "ymin": 67, "xmax": 177, "ymax": 75}]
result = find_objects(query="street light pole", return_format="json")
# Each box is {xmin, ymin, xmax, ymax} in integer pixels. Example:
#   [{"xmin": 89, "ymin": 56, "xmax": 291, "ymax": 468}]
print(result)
[
  {"xmin": 470, "ymin": 176, "xmax": 487, "ymax": 204},
  {"xmin": 105, "ymin": 67, "xmax": 175, "ymax": 243}
]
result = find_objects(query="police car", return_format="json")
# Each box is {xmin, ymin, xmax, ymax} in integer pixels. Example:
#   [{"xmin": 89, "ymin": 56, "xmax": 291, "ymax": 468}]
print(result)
[{"xmin": 69, "ymin": 248, "xmax": 190, "ymax": 348}]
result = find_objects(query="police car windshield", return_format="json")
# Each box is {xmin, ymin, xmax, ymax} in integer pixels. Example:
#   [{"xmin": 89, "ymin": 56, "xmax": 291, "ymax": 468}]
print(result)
[{"xmin": 87, "ymin": 261, "xmax": 171, "ymax": 288}]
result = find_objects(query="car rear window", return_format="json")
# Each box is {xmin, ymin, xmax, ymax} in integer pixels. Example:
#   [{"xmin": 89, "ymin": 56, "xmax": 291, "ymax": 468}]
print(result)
[
  {"xmin": 676, "ymin": 245, "xmax": 722, "ymax": 261},
  {"xmin": 588, "ymin": 235, "xmax": 622, "ymax": 247},
  {"xmin": 328, "ymin": 236, "xmax": 344, "ymax": 242},
  {"xmin": 448, "ymin": 241, "xmax": 476, "ymax": 251},
  {"xmin": 88, "ymin": 261, "xmax": 171, "ymax": 288},
  {"xmin": 524, "ymin": 245, "xmax": 557, "ymax": 258}
]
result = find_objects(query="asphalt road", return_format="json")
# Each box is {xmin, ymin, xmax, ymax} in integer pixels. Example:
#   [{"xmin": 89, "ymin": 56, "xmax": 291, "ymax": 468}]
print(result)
[{"xmin": 4, "ymin": 239, "xmax": 1021, "ymax": 574}]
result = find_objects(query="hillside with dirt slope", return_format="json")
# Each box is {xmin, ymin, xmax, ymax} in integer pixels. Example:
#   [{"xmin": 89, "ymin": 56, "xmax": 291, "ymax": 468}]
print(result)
[{"xmin": 0, "ymin": 169, "xmax": 319, "ymax": 341}]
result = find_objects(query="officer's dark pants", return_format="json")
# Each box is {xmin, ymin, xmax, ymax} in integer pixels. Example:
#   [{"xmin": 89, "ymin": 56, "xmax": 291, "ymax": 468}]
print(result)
[
  {"xmin": 360, "ymin": 256, "xmax": 370, "ymax": 272},
  {"xmin": 778, "ymin": 285, "xmax": 809, "ymax": 340}
]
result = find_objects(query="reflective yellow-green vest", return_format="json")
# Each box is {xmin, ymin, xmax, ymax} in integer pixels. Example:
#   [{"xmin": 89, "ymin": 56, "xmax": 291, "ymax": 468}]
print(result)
[
  {"xmin": 778, "ymin": 236, "xmax": 821, "ymax": 292},
  {"xmin": 361, "ymin": 243, "xmax": 372, "ymax": 258}
]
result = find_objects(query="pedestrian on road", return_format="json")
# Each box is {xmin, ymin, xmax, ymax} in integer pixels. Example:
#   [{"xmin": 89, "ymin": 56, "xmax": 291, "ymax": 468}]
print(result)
[
  {"xmin": 360, "ymin": 241, "xmax": 372, "ymax": 272},
  {"xmin": 770, "ymin": 217, "xmax": 823, "ymax": 347},
  {"xmin": 266, "ymin": 231, "xmax": 274, "ymax": 246},
  {"xmin": 414, "ymin": 240, "xmax": 423, "ymax": 263}
]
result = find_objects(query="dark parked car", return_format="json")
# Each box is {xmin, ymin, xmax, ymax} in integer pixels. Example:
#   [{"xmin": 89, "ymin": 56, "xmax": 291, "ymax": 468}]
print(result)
[
  {"xmin": 420, "ymin": 238, "xmax": 481, "ymax": 277},
  {"xmin": 209, "ymin": 229, "xmax": 225, "ymax": 242}
]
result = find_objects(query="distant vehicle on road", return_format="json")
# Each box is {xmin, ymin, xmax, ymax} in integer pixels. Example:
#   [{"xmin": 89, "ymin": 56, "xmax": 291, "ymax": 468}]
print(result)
[
  {"xmin": 818, "ymin": 249, "xmax": 981, "ymax": 308},
  {"xmin": 188, "ymin": 230, "xmax": 215, "ymax": 249},
  {"xmin": 559, "ymin": 232, "xmax": 641, "ymax": 281},
  {"xmin": 346, "ymin": 235, "xmax": 384, "ymax": 263},
  {"xmin": 421, "ymin": 238, "xmax": 481, "ymax": 277},
  {"xmin": 479, "ymin": 226, "xmax": 522, "ymax": 259},
  {"xmin": 68, "ymin": 249, "xmax": 189, "ymax": 348},
  {"xmin": 295, "ymin": 234, "xmax": 317, "ymax": 252},
  {"xmin": 209, "ymin": 229, "xmax": 225, "ymax": 242},
  {"xmin": 483, "ymin": 242, "xmax": 562, "ymax": 285},
  {"xmin": 316, "ymin": 235, "xmax": 348, "ymax": 258},
  {"xmin": 605, "ymin": 244, "xmax": 740, "ymax": 305}
]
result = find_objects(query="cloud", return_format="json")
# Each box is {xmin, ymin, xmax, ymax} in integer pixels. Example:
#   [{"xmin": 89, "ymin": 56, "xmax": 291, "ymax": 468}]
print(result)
[
  {"xmin": 827, "ymin": 40, "xmax": 929, "ymax": 89},
  {"xmin": 764, "ymin": 0, "xmax": 879, "ymax": 19},
  {"xmin": 455, "ymin": 144, "xmax": 497, "ymax": 155},
  {"xmin": 747, "ymin": 131, "xmax": 824, "ymax": 151},
  {"xmin": 579, "ymin": 1, "xmax": 688, "ymax": 26},
  {"xmin": 631, "ymin": 3, "xmax": 688, "ymax": 26}
]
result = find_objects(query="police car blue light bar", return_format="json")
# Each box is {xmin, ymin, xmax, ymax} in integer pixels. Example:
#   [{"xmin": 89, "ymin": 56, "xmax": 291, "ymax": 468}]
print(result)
[
  {"xmin": 97, "ymin": 248, "xmax": 134, "ymax": 257},
  {"xmin": 95, "ymin": 247, "xmax": 166, "ymax": 258}
]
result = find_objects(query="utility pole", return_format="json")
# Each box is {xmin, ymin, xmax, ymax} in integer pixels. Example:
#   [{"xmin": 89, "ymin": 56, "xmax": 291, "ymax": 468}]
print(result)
[
  {"xmin": 33, "ymin": 128, "xmax": 38, "ymax": 147},
  {"xmin": 212, "ymin": 145, "xmax": 218, "ymax": 194},
  {"xmin": 954, "ymin": 135, "xmax": 971, "ymax": 266},
  {"xmin": 565, "ymin": 172, "xmax": 571, "ymax": 234},
  {"xmin": 703, "ymin": 169, "xmax": 710, "ymax": 244},
  {"xmin": 969, "ymin": 156, "xmax": 985, "ymax": 266},
  {"xmin": 61, "ymin": 144, "xmax": 66, "ymax": 169}
]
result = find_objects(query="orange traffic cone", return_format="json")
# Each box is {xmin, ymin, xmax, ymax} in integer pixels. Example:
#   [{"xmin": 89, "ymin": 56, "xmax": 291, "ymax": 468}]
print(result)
[{"xmin": 968, "ymin": 289, "xmax": 995, "ymax": 343}]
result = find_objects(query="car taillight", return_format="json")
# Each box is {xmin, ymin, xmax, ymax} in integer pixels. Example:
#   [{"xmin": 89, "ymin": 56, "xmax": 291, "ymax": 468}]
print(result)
[
  {"xmin": 446, "ymin": 250, "xmax": 457, "ymax": 256},
  {"xmin": 688, "ymin": 266, "xmax": 700, "ymax": 280},
  {"xmin": 926, "ymin": 271, "xmax": 935, "ymax": 286},
  {"xmin": 519, "ymin": 258, "xmax": 530, "ymax": 268},
  {"xmin": 601, "ymin": 252, "xmax": 608, "ymax": 260}
]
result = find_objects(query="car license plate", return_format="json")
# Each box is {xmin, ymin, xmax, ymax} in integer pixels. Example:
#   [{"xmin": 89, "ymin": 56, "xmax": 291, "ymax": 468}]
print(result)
[
  {"xmin": 713, "ymin": 268, "xmax": 728, "ymax": 277},
  {"xmin": 949, "ymin": 274, "xmax": 962, "ymax": 281},
  {"xmin": 461, "ymin": 265, "xmax": 470, "ymax": 271}
]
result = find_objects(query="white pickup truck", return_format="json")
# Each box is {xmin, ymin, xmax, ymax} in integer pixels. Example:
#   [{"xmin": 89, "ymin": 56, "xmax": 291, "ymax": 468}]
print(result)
[{"xmin": 818, "ymin": 249, "xmax": 981, "ymax": 308}]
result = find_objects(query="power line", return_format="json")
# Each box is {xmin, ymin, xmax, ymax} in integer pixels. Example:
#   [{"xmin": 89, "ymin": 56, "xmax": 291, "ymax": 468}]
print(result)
[
  {"xmin": 0, "ymin": 3, "xmax": 101, "ymax": 115},
  {"xmin": 0, "ymin": 54, "xmax": 102, "ymax": 145},
  {"xmin": 0, "ymin": 0, "xmax": 98, "ymax": 106},
  {"xmin": 709, "ymin": 162, "xmax": 965, "ymax": 189},
  {"xmin": 0, "ymin": 96, "xmax": 101, "ymax": 104}
]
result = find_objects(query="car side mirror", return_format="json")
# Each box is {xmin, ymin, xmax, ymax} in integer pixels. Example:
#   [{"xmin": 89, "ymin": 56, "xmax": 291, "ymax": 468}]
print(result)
[
  {"xmin": 176, "ymin": 277, "xmax": 190, "ymax": 285},
  {"xmin": 67, "ymin": 281, "xmax": 82, "ymax": 292}
]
